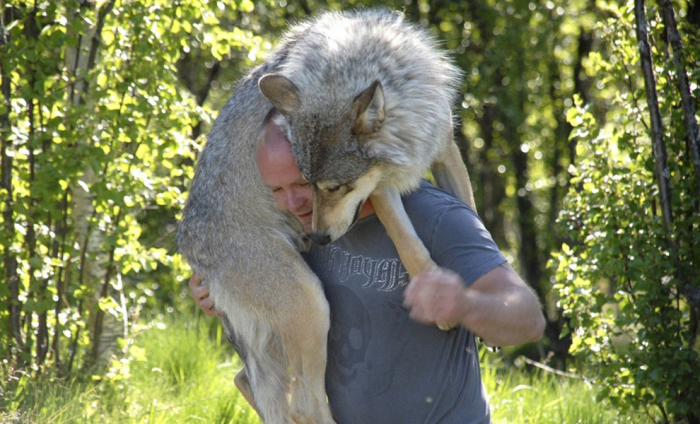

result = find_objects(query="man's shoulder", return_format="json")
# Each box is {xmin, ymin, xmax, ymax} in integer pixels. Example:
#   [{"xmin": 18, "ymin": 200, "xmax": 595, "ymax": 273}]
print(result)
[
  {"xmin": 402, "ymin": 180, "xmax": 487, "ymax": 250},
  {"xmin": 403, "ymin": 180, "xmax": 475, "ymax": 217},
  {"xmin": 404, "ymin": 181, "xmax": 505, "ymax": 287}
]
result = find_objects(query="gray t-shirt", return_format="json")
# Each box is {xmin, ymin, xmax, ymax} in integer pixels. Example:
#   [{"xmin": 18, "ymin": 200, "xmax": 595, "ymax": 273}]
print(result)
[{"xmin": 304, "ymin": 181, "xmax": 506, "ymax": 424}]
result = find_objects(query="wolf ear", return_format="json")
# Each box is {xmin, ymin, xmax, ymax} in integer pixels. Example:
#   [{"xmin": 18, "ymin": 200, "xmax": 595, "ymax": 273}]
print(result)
[
  {"xmin": 352, "ymin": 80, "xmax": 385, "ymax": 136},
  {"xmin": 259, "ymin": 74, "xmax": 301, "ymax": 116}
]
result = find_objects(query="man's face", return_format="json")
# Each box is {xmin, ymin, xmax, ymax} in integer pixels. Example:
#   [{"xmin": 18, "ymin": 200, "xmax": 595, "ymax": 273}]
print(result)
[{"xmin": 257, "ymin": 123, "xmax": 314, "ymax": 233}]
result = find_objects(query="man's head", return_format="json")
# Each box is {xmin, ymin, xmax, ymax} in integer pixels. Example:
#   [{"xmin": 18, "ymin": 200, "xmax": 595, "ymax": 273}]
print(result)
[
  {"xmin": 259, "ymin": 76, "xmax": 385, "ymax": 245},
  {"xmin": 256, "ymin": 110, "xmax": 314, "ymax": 233},
  {"xmin": 256, "ymin": 108, "xmax": 375, "ymax": 236}
]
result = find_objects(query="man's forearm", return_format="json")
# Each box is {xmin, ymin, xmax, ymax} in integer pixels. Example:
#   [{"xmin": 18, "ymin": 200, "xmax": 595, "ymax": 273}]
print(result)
[{"xmin": 460, "ymin": 280, "xmax": 545, "ymax": 346}]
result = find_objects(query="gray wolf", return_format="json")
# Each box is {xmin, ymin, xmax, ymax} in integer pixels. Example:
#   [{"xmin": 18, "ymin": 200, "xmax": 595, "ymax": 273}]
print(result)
[
  {"xmin": 177, "ymin": 53, "xmax": 334, "ymax": 424},
  {"xmin": 177, "ymin": 8, "xmax": 475, "ymax": 423},
  {"xmin": 259, "ymin": 9, "xmax": 476, "ymax": 280}
]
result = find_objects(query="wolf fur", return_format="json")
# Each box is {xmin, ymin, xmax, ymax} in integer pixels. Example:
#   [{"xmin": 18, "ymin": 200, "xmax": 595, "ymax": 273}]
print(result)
[
  {"xmin": 177, "ymin": 43, "xmax": 335, "ymax": 424},
  {"xmin": 258, "ymin": 9, "xmax": 476, "ymax": 278},
  {"xmin": 177, "ymin": 8, "xmax": 475, "ymax": 423}
]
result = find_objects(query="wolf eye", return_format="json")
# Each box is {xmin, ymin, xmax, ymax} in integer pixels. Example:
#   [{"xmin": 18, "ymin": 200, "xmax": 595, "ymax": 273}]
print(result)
[{"xmin": 327, "ymin": 186, "xmax": 341, "ymax": 193}]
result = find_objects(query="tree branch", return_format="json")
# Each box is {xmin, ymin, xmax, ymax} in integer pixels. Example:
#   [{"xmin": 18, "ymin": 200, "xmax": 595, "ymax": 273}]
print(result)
[
  {"xmin": 634, "ymin": 0, "xmax": 674, "ymax": 236},
  {"xmin": 658, "ymin": 0, "xmax": 700, "ymax": 197},
  {"xmin": 86, "ymin": 0, "xmax": 116, "ymax": 72},
  {"xmin": 637, "ymin": 0, "xmax": 700, "ymax": 318}
]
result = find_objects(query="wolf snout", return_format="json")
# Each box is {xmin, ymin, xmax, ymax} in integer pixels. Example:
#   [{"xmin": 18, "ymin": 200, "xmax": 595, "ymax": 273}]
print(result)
[{"xmin": 312, "ymin": 232, "xmax": 332, "ymax": 245}]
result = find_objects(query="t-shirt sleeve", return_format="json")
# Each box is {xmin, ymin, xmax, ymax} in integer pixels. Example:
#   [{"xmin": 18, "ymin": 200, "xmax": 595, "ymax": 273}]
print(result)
[{"xmin": 427, "ymin": 203, "xmax": 507, "ymax": 287}]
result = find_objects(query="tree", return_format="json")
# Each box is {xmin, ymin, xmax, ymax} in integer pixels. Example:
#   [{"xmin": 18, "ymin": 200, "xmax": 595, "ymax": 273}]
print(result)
[{"xmin": 554, "ymin": 0, "xmax": 700, "ymax": 419}]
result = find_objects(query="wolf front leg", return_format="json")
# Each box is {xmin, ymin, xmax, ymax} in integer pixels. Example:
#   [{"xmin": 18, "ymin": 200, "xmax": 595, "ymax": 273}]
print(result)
[
  {"xmin": 370, "ymin": 186, "xmax": 454, "ymax": 331},
  {"xmin": 369, "ymin": 186, "xmax": 436, "ymax": 279}
]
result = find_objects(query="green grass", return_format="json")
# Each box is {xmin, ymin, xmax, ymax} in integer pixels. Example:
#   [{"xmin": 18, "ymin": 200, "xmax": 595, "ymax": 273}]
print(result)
[
  {"xmin": 481, "ymin": 353, "xmax": 651, "ymax": 423},
  {"xmin": 1, "ymin": 313, "xmax": 651, "ymax": 423},
  {"xmin": 1, "ymin": 314, "xmax": 258, "ymax": 424}
]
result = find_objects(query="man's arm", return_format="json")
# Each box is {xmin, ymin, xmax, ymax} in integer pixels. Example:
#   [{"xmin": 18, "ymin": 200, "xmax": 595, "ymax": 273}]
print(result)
[{"xmin": 403, "ymin": 263, "xmax": 545, "ymax": 346}]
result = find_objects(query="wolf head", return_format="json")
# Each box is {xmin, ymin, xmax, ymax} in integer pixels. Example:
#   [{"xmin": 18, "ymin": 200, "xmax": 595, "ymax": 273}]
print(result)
[{"xmin": 259, "ymin": 74, "xmax": 396, "ymax": 245}]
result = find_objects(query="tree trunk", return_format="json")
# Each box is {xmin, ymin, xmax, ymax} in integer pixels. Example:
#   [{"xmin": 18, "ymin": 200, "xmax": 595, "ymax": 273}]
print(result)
[
  {"xmin": 510, "ymin": 132, "xmax": 544, "ymax": 300},
  {"xmin": 475, "ymin": 105, "xmax": 508, "ymax": 249},
  {"xmin": 543, "ymin": 16, "xmax": 595, "ymax": 367},
  {"xmin": 64, "ymin": 0, "xmax": 120, "ymax": 370},
  {"xmin": 688, "ymin": 0, "xmax": 700, "ymax": 27},
  {"xmin": 634, "ymin": 0, "xmax": 674, "ymax": 235},
  {"xmin": 658, "ymin": 0, "xmax": 700, "ymax": 198},
  {"xmin": 50, "ymin": 192, "xmax": 70, "ymax": 369},
  {"xmin": 657, "ymin": 0, "xmax": 700, "ymax": 320},
  {"xmin": 1, "ymin": 13, "xmax": 24, "ymax": 368}
]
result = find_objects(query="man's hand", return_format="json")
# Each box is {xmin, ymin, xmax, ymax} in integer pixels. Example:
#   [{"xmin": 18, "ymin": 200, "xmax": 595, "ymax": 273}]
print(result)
[
  {"xmin": 403, "ymin": 267, "xmax": 469, "ymax": 329},
  {"xmin": 189, "ymin": 274, "xmax": 222, "ymax": 317},
  {"xmin": 403, "ymin": 263, "xmax": 546, "ymax": 346}
]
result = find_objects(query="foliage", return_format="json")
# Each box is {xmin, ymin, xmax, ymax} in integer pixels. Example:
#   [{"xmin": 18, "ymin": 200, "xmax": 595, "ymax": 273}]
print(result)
[
  {"xmin": 441, "ymin": 0, "xmax": 592, "ymax": 362},
  {"xmin": 0, "ymin": 0, "xmax": 586, "ymax": 380},
  {"xmin": 0, "ymin": 0, "xmax": 266, "ymax": 375},
  {"xmin": 552, "ymin": 0, "xmax": 700, "ymax": 421}
]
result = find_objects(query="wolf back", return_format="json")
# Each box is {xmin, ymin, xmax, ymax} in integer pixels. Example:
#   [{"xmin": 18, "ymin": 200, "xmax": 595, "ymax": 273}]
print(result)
[{"xmin": 269, "ymin": 8, "xmax": 462, "ymax": 194}]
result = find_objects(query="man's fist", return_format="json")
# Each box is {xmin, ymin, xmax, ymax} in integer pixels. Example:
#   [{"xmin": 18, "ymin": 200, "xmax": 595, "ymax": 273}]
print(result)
[{"xmin": 403, "ymin": 267, "xmax": 470, "ymax": 329}]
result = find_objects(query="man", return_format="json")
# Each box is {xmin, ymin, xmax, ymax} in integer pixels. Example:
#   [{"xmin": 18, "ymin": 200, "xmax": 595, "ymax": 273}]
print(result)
[{"xmin": 190, "ymin": 111, "xmax": 545, "ymax": 423}]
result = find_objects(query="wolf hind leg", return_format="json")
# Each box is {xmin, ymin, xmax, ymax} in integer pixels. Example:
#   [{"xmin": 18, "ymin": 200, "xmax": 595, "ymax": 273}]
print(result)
[
  {"xmin": 244, "ymin": 335, "xmax": 295, "ymax": 424},
  {"xmin": 221, "ymin": 316, "xmax": 260, "ymax": 414},
  {"xmin": 287, "ymin": 327, "xmax": 335, "ymax": 424},
  {"xmin": 432, "ymin": 131, "xmax": 477, "ymax": 214},
  {"xmin": 280, "ymin": 266, "xmax": 335, "ymax": 424}
]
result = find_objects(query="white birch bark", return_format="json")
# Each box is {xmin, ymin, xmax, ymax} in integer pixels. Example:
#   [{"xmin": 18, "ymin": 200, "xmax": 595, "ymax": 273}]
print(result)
[{"xmin": 65, "ymin": 0, "xmax": 120, "ymax": 370}]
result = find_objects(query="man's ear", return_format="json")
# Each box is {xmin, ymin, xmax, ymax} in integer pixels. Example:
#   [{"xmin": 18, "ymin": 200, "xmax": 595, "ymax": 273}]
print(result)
[
  {"xmin": 352, "ymin": 80, "xmax": 385, "ymax": 136},
  {"xmin": 259, "ymin": 74, "xmax": 301, "ymax": 116}
]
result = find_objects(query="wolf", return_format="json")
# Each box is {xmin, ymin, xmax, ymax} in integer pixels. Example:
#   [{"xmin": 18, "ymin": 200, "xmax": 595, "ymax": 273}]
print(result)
[
  {"xmin": 258, "ymin": 9, "xmax": 476, "ymax": 279},
  {"xmin": 177, "ymin": 8, "xmax": 475, "ymax": 424},
  {"xmin": 177, "ymin": 40, "xmax": 335, "ymax": 424}
]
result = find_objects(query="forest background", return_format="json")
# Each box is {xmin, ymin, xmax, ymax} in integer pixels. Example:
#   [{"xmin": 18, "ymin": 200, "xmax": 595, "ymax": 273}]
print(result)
[{"xmin": 1, "ymin": 0, "xmax": 698, "ymax": 422}]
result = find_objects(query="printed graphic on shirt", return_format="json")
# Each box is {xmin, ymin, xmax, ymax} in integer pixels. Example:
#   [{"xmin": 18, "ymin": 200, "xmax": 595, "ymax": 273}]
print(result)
[
  {"xmin": 310, "ymin": 244, "xmax": 410, "ymax": 292},
  {"xmin": 325, "ymin": 284, "xmax": 372, "ymax": 386}
]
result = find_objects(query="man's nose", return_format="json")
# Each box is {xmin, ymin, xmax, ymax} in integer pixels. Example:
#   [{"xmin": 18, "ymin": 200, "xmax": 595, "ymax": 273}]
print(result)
[{"xmin": 286, "ymin": 189, "xmax": 305, "ymax": 211}]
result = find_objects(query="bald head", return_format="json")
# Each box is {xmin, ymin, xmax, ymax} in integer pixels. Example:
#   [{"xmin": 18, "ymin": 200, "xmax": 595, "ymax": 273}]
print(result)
[
  {"xmin": 256, "ymin": 118, "xmax": 295, "ymax": 171},
  {"xmin": 256, "ymin": 110, "xmax": 314, "ymax": 232}
]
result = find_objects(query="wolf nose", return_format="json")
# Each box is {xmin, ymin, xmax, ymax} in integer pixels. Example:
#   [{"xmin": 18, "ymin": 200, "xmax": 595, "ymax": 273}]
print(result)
[{"xmin": 312, "ymin": 233, "xmax": 331, "ymax": 245}]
